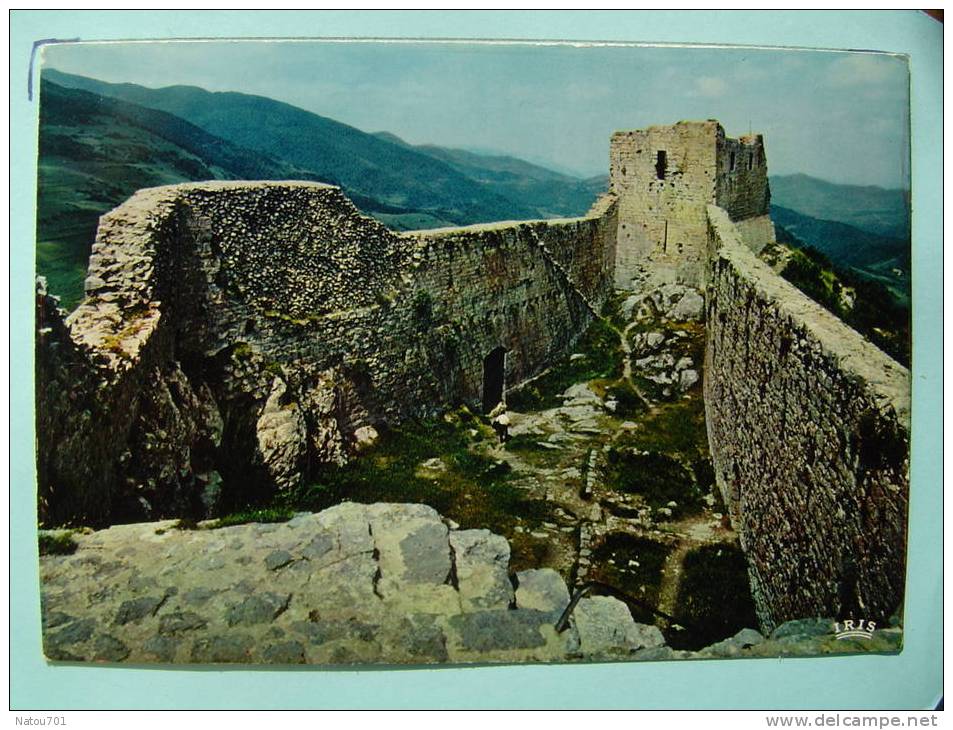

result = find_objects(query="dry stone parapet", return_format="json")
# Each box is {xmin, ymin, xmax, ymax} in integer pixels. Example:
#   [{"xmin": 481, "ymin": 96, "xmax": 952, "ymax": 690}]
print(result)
[
  {"xmin": 40, "ymin": 502, "xmax": 893, "ymax": 664},
  {"xmin": 40, "ymin": 503, "xmax": 663, "ymax": 665}
]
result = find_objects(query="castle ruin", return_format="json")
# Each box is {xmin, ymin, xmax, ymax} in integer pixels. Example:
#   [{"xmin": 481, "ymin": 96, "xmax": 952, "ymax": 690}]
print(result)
[{"xmin": 35, "ymin": 121, "xmax": 910, "ymax": 634}]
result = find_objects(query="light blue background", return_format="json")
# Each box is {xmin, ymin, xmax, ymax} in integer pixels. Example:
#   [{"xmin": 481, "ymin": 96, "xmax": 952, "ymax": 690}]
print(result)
[{"xmin": 10, "ymin": 10, "xmax": 943, "ymax": 710}]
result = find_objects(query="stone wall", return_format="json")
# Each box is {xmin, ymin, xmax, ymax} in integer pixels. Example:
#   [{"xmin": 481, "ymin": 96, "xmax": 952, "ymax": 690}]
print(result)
[
  {"xmin": 703, "ymin": 205, "xmax": 910, "ymax": 632},
  {"xmin": 39, "ymin": 501, "xmax": 900, "ymax": 665},
  {"xmin": 610, "ymin": 121, "xmax": 771, "ymax": 288},
  {"xmin": 36, "ymin": 182, "xmax": 617, "ymax": 525},
  {"xmin": 404, "ymin": 193, "xmax": 617, "ymax": 403},
  {"xmin": 731, "ymin": 214, "xmax": 776, "ymax": 257}
]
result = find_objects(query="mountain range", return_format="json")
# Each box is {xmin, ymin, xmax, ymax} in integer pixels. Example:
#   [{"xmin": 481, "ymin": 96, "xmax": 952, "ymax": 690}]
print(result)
[
  {"xmin": 37, "ymin": 69, "xmax": 911, "ymax": 312},
  {"xmin": 769, "ymin": 173, "xmax": 910, "ymax": 240}
]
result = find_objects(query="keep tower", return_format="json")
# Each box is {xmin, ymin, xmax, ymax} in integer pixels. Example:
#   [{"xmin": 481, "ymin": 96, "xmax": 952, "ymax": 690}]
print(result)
[{"xmin": 610, "ymin": 120, "xmax": 774, "ymax": 288}]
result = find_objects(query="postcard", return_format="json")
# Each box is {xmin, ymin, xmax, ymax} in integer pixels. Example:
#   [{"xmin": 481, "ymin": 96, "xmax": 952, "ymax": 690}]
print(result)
[{"xmin": 33, "ymin": 38, "xmax": 911, "ymax": 667}]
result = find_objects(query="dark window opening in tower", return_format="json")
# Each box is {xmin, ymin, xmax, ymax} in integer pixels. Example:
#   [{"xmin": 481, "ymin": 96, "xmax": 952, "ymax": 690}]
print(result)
[
  {"xmin": 730, "ymin": 150, "xmax": 736, "ymax": 172},
  {"xmin": 655, "ymin": 150, "xmax": 667, "ymax": 180}
]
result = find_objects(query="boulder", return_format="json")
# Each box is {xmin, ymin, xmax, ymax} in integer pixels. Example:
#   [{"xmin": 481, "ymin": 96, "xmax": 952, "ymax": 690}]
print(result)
[
  {"xmin": 256, "ymin": 377, "xmax": 307, "ymax": 492},
  {"xmin": 698, "ymin": 627, "xmax": 765, "ymax": 657},
  {"xmin": 671, "ymin": 289, "xmax": 705, "ymax": 321},
  {"xmin": 561, "ymin": 382, "xmax": 601, "ymax": 405},
  {"xmin": 367, "ymin": 503, "xmax": 452, "ymax": 601},
  {"xmin": 679, "ymin": 369, "xmax": 699, "ymax": 391},
  {"xmin": 301, "ymin": 371, "xmax": 348, "ymax": 467},
  {"xmin": 573, "ymin": 595, "xmax": 665, "ymax": 656},
  {"xmin": 645, "ymin": 331, "xmax": 666, "ymax": 349},
  {"xmin": 620, "ymin": 295, "xmax": 642, "ymax": 320},
  {"xmin": 352, "ymin": 425, "xmax": 379, "ymax": 453},
  {"xmin": 515, "ymin": 568, "xmax": 570, "ymax": 614},
  {"xmin": 449, "ymin": 529, "xmax": 514, "ymax": 610}
]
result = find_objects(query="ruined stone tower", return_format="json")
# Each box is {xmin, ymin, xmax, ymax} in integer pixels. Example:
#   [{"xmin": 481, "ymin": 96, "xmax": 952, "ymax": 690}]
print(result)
[{"xmin": 610, "ymin": 120, "xmax": 775, "ymax": 288}]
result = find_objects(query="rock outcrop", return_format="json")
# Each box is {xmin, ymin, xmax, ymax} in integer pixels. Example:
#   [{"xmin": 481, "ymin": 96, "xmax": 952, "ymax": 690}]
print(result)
[
  {"xmin": 39, "ymin": 503, "xmax": 901, "ymax": 665},
  {"xmin": 41, "ymin": 503, "xmax": 666, "ymax": 664}
]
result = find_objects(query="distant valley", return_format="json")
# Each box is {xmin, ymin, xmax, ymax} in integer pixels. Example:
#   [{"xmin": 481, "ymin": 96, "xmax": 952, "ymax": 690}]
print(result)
[{"xmin": 769, "ymin": 204, "xmax": 910, "ymax": 305}]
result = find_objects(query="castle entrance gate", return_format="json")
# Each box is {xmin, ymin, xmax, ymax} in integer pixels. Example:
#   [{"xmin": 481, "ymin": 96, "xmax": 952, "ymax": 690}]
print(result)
[{"xmin": 482, "ymin": 346, "xmax": 506, "ymax": 413}]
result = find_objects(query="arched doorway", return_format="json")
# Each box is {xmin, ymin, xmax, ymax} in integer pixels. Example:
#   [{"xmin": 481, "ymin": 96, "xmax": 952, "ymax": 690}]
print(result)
[{"xmin": 481, "ymin": 346, "xmax": 506, "ymax": 413}]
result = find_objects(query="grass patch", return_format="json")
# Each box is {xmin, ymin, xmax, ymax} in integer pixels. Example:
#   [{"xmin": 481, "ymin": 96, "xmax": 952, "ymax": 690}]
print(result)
[
  {"xmin": 604, "ymin": 449, "xmax": 704, "ymax": 519},
  {"xmin": 99, "ymin": 315, "xmax": 152, "ymax": 359},
  {"xmin": 210, "ymin": 507, "xmax": 296, "ymax": 528},
  {"xmin": 508, "ymin": 319, "xmax": 623, "ymax": 411},
  {"xmin": 668, "ymin": 543, "xmax": 759, "ymax": 650},
  {"xmin": 602, "ymin": 289, "xmax": 633, "ymax": 331},
  {"xmin": 503, "ymin": 435, "xmax": 566, "ymax": 470},
  {"xmin": 509, "ymin": 532, "xmax": 561, "ymax": 575},
  {"xmin": 171, "ymin": 517, "xmax": 202, "ymax": 530},
  {"xmin": 588, "ymin": 533, "xmax": 671, "ymax": 625},
  {"xmin": 38, "ymin": 531, "xmax": 78, "ymax": 556},
  {"xmin": 231, "ymin": 342, "xmax": 254, "ymax": 362},
  {"xmin": 603, "ymin": 381, "xmax": 648, "ymax": 419},
  {"xmin": 282, "ymin": 414, "xmax": 558, "ymax": 540},
  {"xmin": 779, "ymin": 245, "xmax": 910, "ymax": 366},
  {"xmin": 618, "ymin": 395, "xmax": 709, "ymax": 460},
  {"xmin": 36, "ymin": 238, "xmax": 90, "ymax": 312}
]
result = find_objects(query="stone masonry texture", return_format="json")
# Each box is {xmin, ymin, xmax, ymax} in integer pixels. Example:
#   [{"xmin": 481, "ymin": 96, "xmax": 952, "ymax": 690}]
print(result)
[
  {"xmin": 39, "ymin": 502, "xmax": 901, "ymax": 665},
  {"xmin": 704, "ymin": 205, "xmax": 910, "ymax": 632},
  {"xmin": 610, "ymin": 121, "xmax": 772, "ymax": 289}
]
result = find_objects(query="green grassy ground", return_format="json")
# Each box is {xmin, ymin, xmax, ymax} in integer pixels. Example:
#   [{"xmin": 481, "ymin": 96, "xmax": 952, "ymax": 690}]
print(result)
[
  {"xmin": 589, "ymin": 534, "xmax": 671, "ymax": 625},
  {"xmin": 507, "ymin": 318, "xmax": 625, "ymax": 412}
]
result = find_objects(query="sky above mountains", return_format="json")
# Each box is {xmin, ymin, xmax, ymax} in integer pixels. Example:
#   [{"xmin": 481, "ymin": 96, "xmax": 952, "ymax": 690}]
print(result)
[{"xmin": 43, "ymin": 40, "xmax": 910, "ymax": 189}]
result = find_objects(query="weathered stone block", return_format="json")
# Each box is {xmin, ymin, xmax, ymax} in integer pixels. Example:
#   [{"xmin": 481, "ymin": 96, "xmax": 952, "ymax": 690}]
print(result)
[
  {"xmin": 449, "ymin": 529, "xmax": 514, "ymax": 611},
  {"xmin": 514, "ymin": 568, "xmax": 570, "ymax": 614},
  {"xmin": 572, "ymin": 596, "xmax": 664, "ymax": 656}
]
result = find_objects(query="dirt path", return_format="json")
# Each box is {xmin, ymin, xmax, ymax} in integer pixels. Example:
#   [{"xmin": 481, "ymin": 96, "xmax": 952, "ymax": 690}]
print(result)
[{"xmin": 613, "ymin": 318, "xmax": 653, "ymax": 410}]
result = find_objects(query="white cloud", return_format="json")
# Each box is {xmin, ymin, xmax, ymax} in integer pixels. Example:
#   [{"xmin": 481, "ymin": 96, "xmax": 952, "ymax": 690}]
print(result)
[
  {"xmin": 827, "ymin": 52, "xmax": 907, "ymax": 88},
  {"xmin": 695, "ymin": 76, "xmax": 728, "ymax": 97}
]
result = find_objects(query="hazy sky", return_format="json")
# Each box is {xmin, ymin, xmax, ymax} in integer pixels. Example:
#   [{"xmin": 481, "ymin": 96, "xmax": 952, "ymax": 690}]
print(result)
[{"xmin": 43, "ymin": 40, "xmax": 910, "ymax": 188}]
